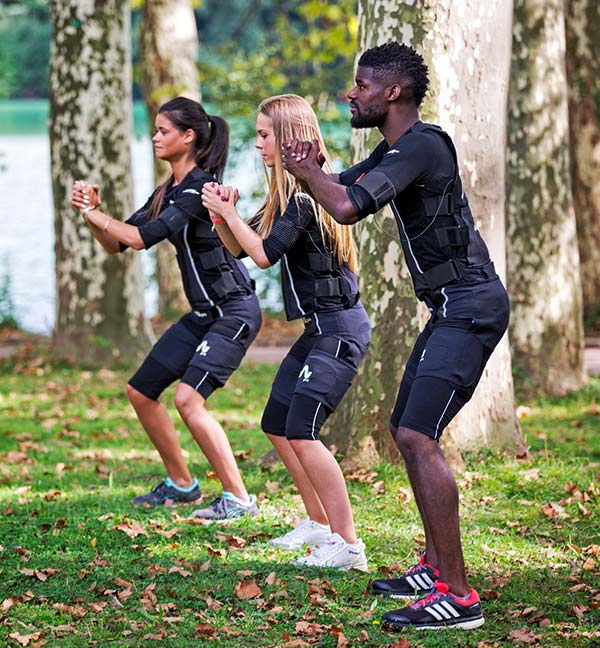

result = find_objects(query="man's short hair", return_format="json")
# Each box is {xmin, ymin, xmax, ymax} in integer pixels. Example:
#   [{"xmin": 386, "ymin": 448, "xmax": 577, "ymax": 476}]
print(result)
[{"xmin": 358, "ymin": 42, "xmax": 429, "ymax": 107}]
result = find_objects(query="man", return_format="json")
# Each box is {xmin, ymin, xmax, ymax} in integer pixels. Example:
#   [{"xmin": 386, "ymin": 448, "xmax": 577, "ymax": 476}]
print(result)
[{"xmin": 281, "ymin": 42, "xmax": 509, "ymax": 631}]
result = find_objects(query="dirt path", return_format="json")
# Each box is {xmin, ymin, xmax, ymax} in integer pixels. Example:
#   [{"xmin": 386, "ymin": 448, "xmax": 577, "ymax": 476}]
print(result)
[{"xmin": 2, "ymin": 328, "xmax": 600, "ymax": 375}]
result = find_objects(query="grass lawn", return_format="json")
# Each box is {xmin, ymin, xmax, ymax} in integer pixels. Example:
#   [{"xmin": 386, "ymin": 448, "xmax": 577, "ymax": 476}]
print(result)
[{"xmin": 0, "ymin": 345, "xmax": 598, "ymax": 647}]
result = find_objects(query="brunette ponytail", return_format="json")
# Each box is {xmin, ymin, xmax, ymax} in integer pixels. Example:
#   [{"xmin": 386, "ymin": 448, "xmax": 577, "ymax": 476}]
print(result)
[{"xmin": 196, "ymin": 115, "xmax": 228, "ymax": 182}]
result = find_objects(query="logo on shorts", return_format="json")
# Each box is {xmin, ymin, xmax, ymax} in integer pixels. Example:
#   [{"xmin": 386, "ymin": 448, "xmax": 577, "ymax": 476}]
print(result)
[
  {"xmin": 419, "ymin": 349, "xmax": 427, "ymax": 363},
  {"xmin": 299, "ymin": 365, "xmax": 312, "ymax": 383},
  {"xmin": 196, "ymin": 341, "xmax": 211, "ymax": 357}
]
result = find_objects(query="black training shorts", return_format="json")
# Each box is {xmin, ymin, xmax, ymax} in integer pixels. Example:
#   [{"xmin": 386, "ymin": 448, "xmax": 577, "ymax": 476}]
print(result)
[
  {"xmin": 129, "ymin": 295, "xmax": 261, "ymax": 400},
  {"xmin": 390, "ymin": 279, "xmax": 509, "ymax": 439},
  {"xmin": 261, "ymin": 304, "xmax": 371, "ymax": 441}
]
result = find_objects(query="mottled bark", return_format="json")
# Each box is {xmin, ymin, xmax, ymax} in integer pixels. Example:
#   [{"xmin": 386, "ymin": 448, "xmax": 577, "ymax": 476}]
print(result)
[
  {"xmin": 565, "ymin": 0, "xmax": 600, "ymax": 331},
  {"xmin": 139, "ymin": 0, "xmax": 200, "ymax": 318},
  {"xmin": 507, "ymin": 0, "xmax": 587, "ymax": 396},
  {"xmin": 327, "ymin": 0, "xmax": 522, "ymax": 464},
  {"xmin": 49, "ymin": 0, "xmax": 153, "ymax": 366}
]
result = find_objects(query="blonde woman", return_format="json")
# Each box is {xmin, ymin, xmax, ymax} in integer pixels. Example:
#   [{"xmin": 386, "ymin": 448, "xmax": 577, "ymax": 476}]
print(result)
[{"xmin": 202, "ymin": 94, "xmax": 371, "ymax": 571}]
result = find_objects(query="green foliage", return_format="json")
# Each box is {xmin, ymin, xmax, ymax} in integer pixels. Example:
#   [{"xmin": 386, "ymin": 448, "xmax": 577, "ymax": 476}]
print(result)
[
  {"xmin": 0, "ymin": 3, "xmax": 50, "ymax": 99},
  {"xmin": 0, "ymin": 347, "xmax": 598, "ymax": 646},
  {"xmin": 197, "ymin": 0, "xmax": 357, "ymax": 117},
  {"xmin": 0, "ymin": 260, "xmax": 19, "ymax": 329}
]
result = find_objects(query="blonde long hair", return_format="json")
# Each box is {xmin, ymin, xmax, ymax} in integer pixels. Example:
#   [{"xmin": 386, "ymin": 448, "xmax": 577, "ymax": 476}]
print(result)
[{"xmin": 251, "ymin": 94, "xmax": 357, "ymax": 273}]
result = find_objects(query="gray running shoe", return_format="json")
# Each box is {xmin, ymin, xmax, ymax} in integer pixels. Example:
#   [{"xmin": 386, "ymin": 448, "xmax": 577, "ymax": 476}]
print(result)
[
  {"xmin": 192, "ymin": 493, "xmax": 258, "ymax": 520},
  {"xmin": 131, "ymin": 479, "xmax": 201, "ymax": 507}
]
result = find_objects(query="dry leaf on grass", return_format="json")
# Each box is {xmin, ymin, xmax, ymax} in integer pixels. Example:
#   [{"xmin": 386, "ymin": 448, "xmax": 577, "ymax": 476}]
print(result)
[
  {"xmin": 19, "ymin": 568, "xmax": 58, "ymax": 581},
  {"xmin": 508, "ymin": 628, "xmax": 541, "ymax": 644},
  {"xmin": 113, "ymin": 520, "xmax": 149, "ymax": 538},
  {"xmin": 234, "ymin": 579, "xmax": 262, "ymax": 600},
  {"xmin": 8, "ymin": 632, "xmax": 43, "ymax": 647},
  {"xmin": 196, "ymin": 623, "xmax": 218, "ymax": 637}
]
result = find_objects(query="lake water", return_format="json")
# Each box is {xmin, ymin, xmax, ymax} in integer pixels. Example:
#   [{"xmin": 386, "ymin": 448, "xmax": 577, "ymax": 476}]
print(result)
[{"xmin": 0, "ymin": 100, "xmax": 280, "ymax": 333}]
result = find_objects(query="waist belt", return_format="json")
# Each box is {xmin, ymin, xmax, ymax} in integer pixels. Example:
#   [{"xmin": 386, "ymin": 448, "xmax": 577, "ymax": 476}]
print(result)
[
  {"xmin": 422, "ymin": 260, "xmax": 496, "ymax": 290},
  {"xmin": 314, "ymin": 277, "xmax": 352, "ymax": 297}
]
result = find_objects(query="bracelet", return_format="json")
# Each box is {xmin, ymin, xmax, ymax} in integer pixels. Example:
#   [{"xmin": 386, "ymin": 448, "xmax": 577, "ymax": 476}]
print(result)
[
  {"xmin": 210, "ymin": 218, "xmax": 225, "ymax": 225},
  {"xmin": 103, "ymin": 217, "xmax": 113, "ymax": 232},
  {"xmin": 80, "ymin": 205, "xmax": 97, "ymax": 215}
]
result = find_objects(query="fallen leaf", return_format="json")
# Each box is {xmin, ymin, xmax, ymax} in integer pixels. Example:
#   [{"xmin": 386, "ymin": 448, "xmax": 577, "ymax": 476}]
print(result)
[
  {"xmin": 508, "ymin": 628, "xmax": 540, "ymax": 643},
  {"xmin": 204, "ymin": 543, "xmax": 226, "ymax": 558},
  {"xmin": 109, "ymin": 595, "xmax": 123, "ymax": 609},
  {"xmin": 541, "ymin": 502, "xmax": 567, "ymax": 520},
  {"xmin": 389, "ymin": 639, "xmax": 411, "ymax": 648},
  {"xmin": 521, "ymin": 468, "xmax": 540, "ymax": 481},
  {"xmin": 571, "ymin": 604, "xmax": 588, "ymax": 619},
  {"xmin": 222, "ymin": 626, "xmax": 242, "ymax": 636},
  {"xmin": 481, "ymin": 589, "xmax": 501, "ymax": 600},
  {"xmin": 195, "ymin": 623, "xmax": 217, "ymax": 637},
  {"xmin": 141, "ymin": 583, "xmax": 157, "ymax": 610},
  {"xmin": 8, "ymin": 632, "xmax": 43, "ymax": 646},
  {"xmin": 52, "ymin": 602, "xmax": 87, "ymax": 618},
  {"xmin": 206, "ymin": 595, "xmax": 223, "ymax": 611},
  {"xmin": 113, "ymin": 520, "xmax": 149, "ymax": 538},
  {"xmin": 294, "ymin": 621, "xmax": 328, "ymax": 636},
  {"xmin": 19, "ymin": 567, "xmax": 58, "ymax": 581},
  {"xmin": 235, "ymin": 579, "xmax": 262, "ymax": 600}
]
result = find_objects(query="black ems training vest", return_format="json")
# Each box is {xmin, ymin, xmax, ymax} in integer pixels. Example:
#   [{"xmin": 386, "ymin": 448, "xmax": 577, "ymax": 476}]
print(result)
[
  {"xmin": 281, "ymin": 217, "xmax": 359, "ymax": 321},
  {"xmin": 389, "ymin": 123, "xmax": 494, "ymax": 297},
  {"xmin": 153, "ymin": 169, "xmax": 253, "ymax": 311}
]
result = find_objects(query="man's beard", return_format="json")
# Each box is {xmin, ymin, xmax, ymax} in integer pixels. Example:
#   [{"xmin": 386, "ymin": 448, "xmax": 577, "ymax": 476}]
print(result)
[{"xmin": 350, "ymin": 103, "xmax": 386, "ymax": 129}]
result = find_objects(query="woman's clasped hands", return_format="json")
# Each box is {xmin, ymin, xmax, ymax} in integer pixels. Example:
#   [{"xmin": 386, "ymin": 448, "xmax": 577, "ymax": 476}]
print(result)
[{"xmin": 201, "ymin": 182, "xmax": 240, "ymax": 225}]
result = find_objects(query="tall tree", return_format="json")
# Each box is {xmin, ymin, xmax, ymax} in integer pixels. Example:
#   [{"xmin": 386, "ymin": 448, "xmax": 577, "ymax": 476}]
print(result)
[
  {"xmin": 565, "ymin": 0, "xmax": 600, "ymax": 332},
  {"xmin": 507, "ymin": 0, "xmax": 587, "ymax": 396},
  {"xmin": 327, "ymin": 0, "xmax": 523, "ymax": 464},
  {"xmin": 139, "ymin": 0, "xmax": 200, "ymax": 318},
  {"xmin": 50, "ymin": 0, "xmax": 152, "ymax": 365}
]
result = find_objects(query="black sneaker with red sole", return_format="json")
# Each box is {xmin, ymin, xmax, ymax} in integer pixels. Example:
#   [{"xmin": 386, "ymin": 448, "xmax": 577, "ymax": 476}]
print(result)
[{"xmin": 382, "ymin": 581, "xmax": 485, "ymax": 630}]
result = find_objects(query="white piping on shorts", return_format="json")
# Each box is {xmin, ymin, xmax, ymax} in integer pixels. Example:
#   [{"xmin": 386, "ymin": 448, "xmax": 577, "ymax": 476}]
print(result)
[
  {"xmin": 311, "ymin": 402, "xmax": 323, "ymax": 440},
  {"xmin": 195, "ymin": 371, "xmax": 210, "ymax": 392},
  {"xmin": 335, "ymin": 339, "xmax": 342, "ymax": 357},
  {"xmin": 313, "ymin": 312, "xmax": 322, "ymax": 335},
  {"xmin": 232, "ymin": 323, "xmax": 245, "ymax": 340},
  {"xmin": 440, "ymin": 287, "xmax": 449, "ymax": 318},
  {"xmin": 435, "ymin": 389, "xmax": 456, "ymax": 439}
]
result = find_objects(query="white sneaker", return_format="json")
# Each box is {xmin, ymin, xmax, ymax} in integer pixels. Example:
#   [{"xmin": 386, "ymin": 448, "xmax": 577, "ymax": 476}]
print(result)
[
  {"xmin": 269, "ymin": 518, "xmax": 331, "ymax": 550},
  {"xmin": 293, "ymin": 532, "xmax": 369, "ymax": 572}
]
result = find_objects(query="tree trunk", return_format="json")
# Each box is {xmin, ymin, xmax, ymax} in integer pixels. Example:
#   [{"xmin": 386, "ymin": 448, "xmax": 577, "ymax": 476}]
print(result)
[
  {"xmin": 50, "ymin": 0, "xmax": 153, "ymax": 366},
  {"xmin": 139, "ymin": 0, "xmax": 200, "ymax": 319},
  {"xmin": 326, "ymin": 0, "xmax": 523, "ymax": 466},
  {"xmin": 565, "ymin": 0, "xmax": 600, "ymax": 332},
  {"xmin": 507, "ymin": 0, "xmax": 587, "ymax": 396}
]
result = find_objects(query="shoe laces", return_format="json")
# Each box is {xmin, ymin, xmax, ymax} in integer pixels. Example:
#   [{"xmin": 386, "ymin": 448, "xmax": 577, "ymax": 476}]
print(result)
[
  {"xmin": 206, "ymin": 495, "xmax": 227, "ymax": 514},
  {"xmin": 308, "ymin": 534, "xmax": 345, "ymax": 561},
  {"xmin": 151, "ymin": 481, "xmax": 169, "ymax": 495},
  {"xmin": 410, "ymin": 581, "xmax": 449, "ymax": 608},
  {"xmin": 279, "ymin": 519, "xmax": 311, "ymax": 540}
]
